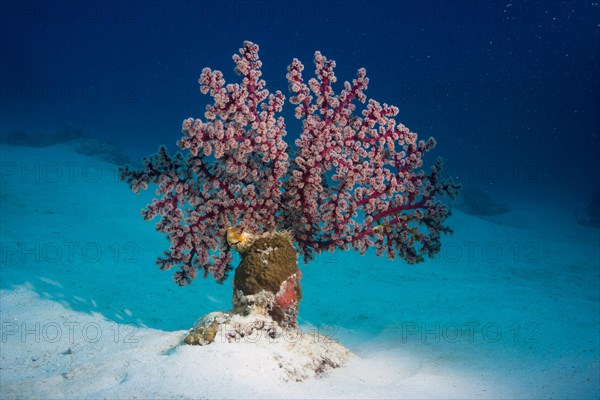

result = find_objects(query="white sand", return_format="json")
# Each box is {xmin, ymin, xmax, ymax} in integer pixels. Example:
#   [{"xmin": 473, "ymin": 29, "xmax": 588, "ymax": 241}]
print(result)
[{"xmin": 1, "ymin": 143, "xmax": 598, "ymax": 399}]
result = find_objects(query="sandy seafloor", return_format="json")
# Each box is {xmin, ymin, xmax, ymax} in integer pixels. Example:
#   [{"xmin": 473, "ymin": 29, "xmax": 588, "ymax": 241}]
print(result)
[{"xmin": 0, "ymin": 143, "xmax": 598, "ymax": 399}]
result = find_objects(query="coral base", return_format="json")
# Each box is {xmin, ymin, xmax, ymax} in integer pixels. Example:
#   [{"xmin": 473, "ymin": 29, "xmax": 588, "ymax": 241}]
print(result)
[{"xmin": 184, "ymin": 311, "xmax": 352, "ymax": 381}]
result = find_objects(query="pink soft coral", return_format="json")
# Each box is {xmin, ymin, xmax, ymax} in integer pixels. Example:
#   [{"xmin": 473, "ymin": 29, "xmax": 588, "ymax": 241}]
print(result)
[{"xmin": 120, "ymin": 41, "xmax": 459, "ymax": 286}]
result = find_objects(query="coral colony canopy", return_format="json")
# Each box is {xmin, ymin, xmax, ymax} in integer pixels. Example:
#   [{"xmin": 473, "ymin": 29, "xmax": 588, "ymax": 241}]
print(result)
[{"xmin": 119, "ymin": 41, "xmax": 459, "ymax": 286}]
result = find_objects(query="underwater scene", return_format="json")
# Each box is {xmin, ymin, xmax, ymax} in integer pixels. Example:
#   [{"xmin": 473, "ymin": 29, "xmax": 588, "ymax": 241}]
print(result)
[{"xmin": 0, "ymin": 1, "xmax": 598, "ymax": 398}]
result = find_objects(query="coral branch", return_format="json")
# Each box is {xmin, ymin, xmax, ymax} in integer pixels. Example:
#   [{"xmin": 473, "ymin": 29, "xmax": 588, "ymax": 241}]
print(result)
[
  {"xmin": 285, "ymin": 52, "xmax": 459, "ymax": 263},
  {"xmin": 121, "ymin": 41, "xmax": 289, "ymax": 285}
]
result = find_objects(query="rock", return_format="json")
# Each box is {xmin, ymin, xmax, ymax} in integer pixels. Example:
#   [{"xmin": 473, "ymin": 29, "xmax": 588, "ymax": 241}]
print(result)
[
  {"xmin": 72, "ymin": 138, "xmax": 130, "ymax": 165},
  {"xmin": 183, "ymin": 311, "xmax": 352, "ymax": 381},
  {"xmin": 184, "ymin": 320, "xmax": 219, "ymax": 345},
  {"xmin": 228, "ymin": 228, "xmax": 302, "ymax": 328}
]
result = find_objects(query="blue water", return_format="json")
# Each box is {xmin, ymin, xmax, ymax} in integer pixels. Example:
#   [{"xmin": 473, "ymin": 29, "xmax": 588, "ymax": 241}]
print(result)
[
  {"xmin": 2, "ymin": 1, "xmax": 598, "ymax": 193},
  {"xmin": 0, "ymin": 1, "xmax": 599, "ymax": 398}
]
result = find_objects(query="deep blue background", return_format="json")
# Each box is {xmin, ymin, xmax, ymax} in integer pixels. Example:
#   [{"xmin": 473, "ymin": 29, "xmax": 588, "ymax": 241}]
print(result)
[{"xmin": 1, "ymin": 0, "xmax": 599, "ymax": 207}]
